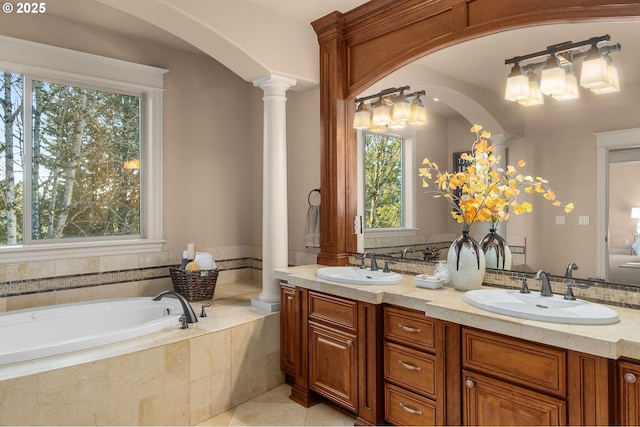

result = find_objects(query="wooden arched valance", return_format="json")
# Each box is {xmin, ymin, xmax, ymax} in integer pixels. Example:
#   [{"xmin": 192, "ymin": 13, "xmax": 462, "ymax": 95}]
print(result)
[{"xmin": 312, "ymin": 0, "xmax": 640, "ymax": 266}]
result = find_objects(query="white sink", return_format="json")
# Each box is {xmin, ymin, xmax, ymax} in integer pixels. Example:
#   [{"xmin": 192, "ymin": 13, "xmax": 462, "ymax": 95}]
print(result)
[
  {"xmin": 316, "ymin": 266, "xmax": 403, "ymax": 285},
  {"xmin": 463, "ymin": 289, "xmax": 619, "ymax": 325}
]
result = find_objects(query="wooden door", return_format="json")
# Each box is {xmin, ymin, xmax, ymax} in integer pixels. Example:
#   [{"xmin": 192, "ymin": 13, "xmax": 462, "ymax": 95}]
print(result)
[
  {"xmin": 309, "ymin": 322, "xmax": 358, "ymax": 412},
  {"xmin": 617, "ymin": 360, "xmax": 640, "ymax": 426},
  {"xmin": 463, "ymin": 371, "xmax": 566, "ymax": 426}
]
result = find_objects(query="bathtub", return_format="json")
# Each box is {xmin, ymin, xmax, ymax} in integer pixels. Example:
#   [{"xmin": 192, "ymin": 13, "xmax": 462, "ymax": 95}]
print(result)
[{"xmin": 0, "ymin": 297, "xmax": 184, "ymax": 366}]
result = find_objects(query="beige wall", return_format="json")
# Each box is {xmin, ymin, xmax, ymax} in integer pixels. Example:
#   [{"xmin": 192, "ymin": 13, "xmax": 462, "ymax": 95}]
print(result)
[{"xmin": 0, "ymin": 13, "xmax": 258, "ymax": 258}]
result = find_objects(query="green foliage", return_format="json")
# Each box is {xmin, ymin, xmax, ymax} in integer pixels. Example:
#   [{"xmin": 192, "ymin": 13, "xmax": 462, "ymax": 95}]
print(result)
[
  {"xmin": 0, "ymin": 73, "xmax": 141, "ymax": 245},
  {"xmin": 364, "ymin": 132, "xmax": 403, "ymax": 229}
]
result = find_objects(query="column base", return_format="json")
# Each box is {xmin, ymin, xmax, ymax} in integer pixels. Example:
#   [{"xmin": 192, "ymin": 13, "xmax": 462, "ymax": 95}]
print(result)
[{"xmin": 251, "ymin": 298, "xmax": 281, "ymax": 312}]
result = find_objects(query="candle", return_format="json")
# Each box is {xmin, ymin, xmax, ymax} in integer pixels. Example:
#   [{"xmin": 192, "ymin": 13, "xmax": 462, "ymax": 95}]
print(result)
[{"xmin": 187, "ymin": 243, "xmax": 195, "ymax": 260}]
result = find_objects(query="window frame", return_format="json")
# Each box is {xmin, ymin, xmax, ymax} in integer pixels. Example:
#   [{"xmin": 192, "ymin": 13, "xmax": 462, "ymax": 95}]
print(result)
[
  {"xmin": 360, "ymin": 130, "xmax": 417, "ymax": 238},
  {"xmin": 0, "ymin": 35, "xmax": 167, "ymax": 262}
]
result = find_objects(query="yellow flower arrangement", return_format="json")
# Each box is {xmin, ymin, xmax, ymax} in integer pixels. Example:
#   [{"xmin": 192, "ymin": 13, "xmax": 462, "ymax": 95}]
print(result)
[{"xmin": 418, "ymin": 124, "xmax": 574, "ymax": 229}]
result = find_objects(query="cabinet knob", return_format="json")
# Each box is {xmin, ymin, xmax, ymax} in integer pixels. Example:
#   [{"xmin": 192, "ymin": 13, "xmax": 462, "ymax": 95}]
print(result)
[
  {"xmin": 346, "ymin": 339, "xmax": 353, "ymax": 346},
  {"xmin": 624, "ymin": 372, "xmax": 637, "ymax": 384},
  {"xmin": 465, "ymin": 379, "xmax": 475, "ymax": 389}
]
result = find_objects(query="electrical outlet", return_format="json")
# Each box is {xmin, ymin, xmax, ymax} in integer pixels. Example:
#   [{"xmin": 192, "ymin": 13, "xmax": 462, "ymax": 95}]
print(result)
[
  {"xmin": 556, "ymin": 215, "xmax": 565, "ymax": 225},
  {"xmin": 579, "ymin": 216, "xmax": 590, "ymax": 226}
]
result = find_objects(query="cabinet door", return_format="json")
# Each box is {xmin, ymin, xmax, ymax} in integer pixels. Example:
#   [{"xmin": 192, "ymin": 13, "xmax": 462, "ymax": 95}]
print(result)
[
  {"xmin": 280, "ymin": 284, "xmax": 298, "ymax": 376},
  {"xmin": 463, "ymin": 371, "xmax": 566, "ymax": 426},
  {"xmin": 618, "ymin": 360, "xmax": 640, "ymax": 426},
  {"xmin": 309, "ymin": 322, "xmax": 358, "ymax": 412}
]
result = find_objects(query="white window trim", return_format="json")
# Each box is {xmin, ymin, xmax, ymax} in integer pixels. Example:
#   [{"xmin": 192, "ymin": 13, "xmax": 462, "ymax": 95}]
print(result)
[
  {"xmin": 0, "ymin": 35, "xmax": 167, "ymax": 263},
  {"xmin": 360, "ymin": 131, "xmax": 417, "ymax": 234}
]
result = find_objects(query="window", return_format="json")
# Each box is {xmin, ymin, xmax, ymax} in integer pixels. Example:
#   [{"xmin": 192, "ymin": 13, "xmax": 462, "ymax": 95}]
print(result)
[
  {"xmin": 363, "ymin": 131, "xmax": 416, "ymax": 232},
  {"xmin": 0, "ymin": 35, "xmax": 166, "ymax": 262}
]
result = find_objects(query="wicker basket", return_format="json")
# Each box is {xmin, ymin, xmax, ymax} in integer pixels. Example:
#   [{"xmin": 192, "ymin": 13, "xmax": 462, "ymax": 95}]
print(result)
[{"xmin": 169, "ymin": 266, "xmax": 219, "ymax": 302}]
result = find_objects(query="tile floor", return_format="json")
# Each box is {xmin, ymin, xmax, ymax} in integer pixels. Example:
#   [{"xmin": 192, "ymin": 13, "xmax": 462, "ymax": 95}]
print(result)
[{"xmin": 196, "ymin": 383, "xmax": 355, "ymax": 426}]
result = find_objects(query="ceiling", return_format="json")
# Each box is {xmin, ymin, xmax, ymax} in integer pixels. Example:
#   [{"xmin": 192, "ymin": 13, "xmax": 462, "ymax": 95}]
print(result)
[{"xmin": 43, "ymin": 1, "xmax": 639, "ymax": 108}]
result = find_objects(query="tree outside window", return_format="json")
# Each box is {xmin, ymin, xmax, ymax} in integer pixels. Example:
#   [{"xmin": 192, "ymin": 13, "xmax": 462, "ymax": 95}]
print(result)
[
  {"xmin": 1, "ymin": 72, "xmax": 141, "ymax": 245},
  {"xmin": 364, "ymin": 132, "xmax": 403, "ymax": 229}
]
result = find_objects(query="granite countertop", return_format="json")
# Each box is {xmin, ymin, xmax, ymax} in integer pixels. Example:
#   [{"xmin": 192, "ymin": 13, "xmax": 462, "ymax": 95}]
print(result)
[{"xmin": 274, "ymin": 264, "xmax": 640, "ymax": 360}]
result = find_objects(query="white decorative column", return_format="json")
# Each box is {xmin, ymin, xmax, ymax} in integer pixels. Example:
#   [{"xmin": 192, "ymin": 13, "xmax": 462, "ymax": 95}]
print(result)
[{"xmin": 252, "ymin": 74, "xmax": 296, "ymax": 312}]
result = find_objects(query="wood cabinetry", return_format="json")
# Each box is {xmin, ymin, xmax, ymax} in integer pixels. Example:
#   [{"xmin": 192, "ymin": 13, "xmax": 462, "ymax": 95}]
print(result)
[
  {"xmin": 308, "ymin": 291, "xmax": 359, "ymax": 412},
  {"xmin": 462, "ymin": 327, "xmax": 612, "ymax": 426},
  {"xmin": 617, "ymin": 359, "xmax": 640, "ymax": 425},
  {"xmin": 383, "ymin": 305, "xmax": 460, "ymax": 426},
  {"xmin": 279, "ymin": 284, "xmax": 384, "ymax": 425}
]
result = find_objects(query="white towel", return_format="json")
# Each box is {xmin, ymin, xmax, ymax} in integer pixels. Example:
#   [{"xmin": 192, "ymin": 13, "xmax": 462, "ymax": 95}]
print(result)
[
  {"xmin": 303, "ymin": 204, "xmax": 321, "ymax": 248},
  {"xmin": 182, "ymin": 251, "xmax": 217, "ymax": 270}
]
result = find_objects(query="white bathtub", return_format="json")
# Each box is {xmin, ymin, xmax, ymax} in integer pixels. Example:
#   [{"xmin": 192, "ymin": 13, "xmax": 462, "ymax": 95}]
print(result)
[{"xmin": 0, "ymin": 297, "xmax": 184, "ymax": 366}]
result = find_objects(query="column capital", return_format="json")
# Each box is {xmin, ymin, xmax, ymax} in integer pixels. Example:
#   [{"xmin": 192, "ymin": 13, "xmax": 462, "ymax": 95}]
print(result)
[
  {"xmin": 490, "ymin": 133, "xmax": 509, "ymax": 147},
  {"xmin": 253, "ymin": 74, "xmax": 297, "ymax": 95}
]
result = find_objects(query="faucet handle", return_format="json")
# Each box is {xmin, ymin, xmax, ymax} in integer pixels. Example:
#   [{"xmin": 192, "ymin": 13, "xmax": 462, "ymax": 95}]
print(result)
[
  {"xmin": 200, "ymin": 303, "xmax": 211, "ymax": 318},
  {"xmin": 510, "ymin": 274, "xmax": 530, "ymax": 294},
  {"xmin": 383, "ymin": 260, "xmax": 396, "ymax": 273},
  {"xmin": 179, "ymin": 315, "xmax": 188, "ymax": 329},
  {"xmin": 563, "ymin": 281, "xmax": 589, "ymax": 300}
]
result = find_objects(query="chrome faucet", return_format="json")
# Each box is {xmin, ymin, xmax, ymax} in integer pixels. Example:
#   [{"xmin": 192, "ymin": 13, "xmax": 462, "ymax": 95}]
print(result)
[
  {"xmin": 153, "ymin": 290, "xmax": 198, "ymax": 326},
  {"xmin": 564, "ymin": 262, "xmax": 578, "ymax": 278},
  {"xmin": 401, "ymin": 247, "xmax": 413, "ymax": 259},
  {"xmin": 535, "ymin": 270, "xmax": 553, "ymax": 297},
  {"xmin": 362, "ymin": 252, "xmax": 379, "ymax": 271}
]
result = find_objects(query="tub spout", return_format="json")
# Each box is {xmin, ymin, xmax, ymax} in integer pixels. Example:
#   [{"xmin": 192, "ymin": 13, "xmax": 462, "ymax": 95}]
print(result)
[{"xmin": 153, "ymin": 290, "xmax": 198, "ymax": 325}]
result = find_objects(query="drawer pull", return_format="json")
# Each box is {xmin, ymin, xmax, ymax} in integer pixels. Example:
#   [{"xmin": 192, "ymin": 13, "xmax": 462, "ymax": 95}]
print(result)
[
  {"xmin": 624, "ymin": 372, "xmax": 637, "ymax": 384},
  {"xmin": 465, "ymin": 379, "xmax": 475, "ymax": 389},
  {"xmin": 398, "ymin": 323, "xmax": 422, "ymax": 333},
  {"xmin": 399, "ymin": 402, "xmax": 423, "ymax": 416},
  {"xmin": 346, "ymin": 339, "xmax": 353, "ymax": 346},
  {"xmin": 399, "ymin": 360, "xmax": 422, "ymax": 371}
]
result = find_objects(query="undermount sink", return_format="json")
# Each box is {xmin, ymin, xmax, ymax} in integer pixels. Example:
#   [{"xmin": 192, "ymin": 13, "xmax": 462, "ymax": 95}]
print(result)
[
  {"xmin": 316, "ymin": 266, "xmax": 403, "ymax": 285},
  {"xmin": 463, "ymin": 289, "xmax": 619, "ymax": 325}
]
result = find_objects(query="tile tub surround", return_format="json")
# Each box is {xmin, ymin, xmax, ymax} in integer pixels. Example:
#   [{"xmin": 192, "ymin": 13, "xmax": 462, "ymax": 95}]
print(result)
[
  {"xmin": 0, "ymin": 245, "xmax": 260, "ymax": 312},
  {"xmin": 0, "ymin": 280, "xmax": 284, "ymax": 426},
  {"xmin": 275, "ymin": 265, "xmax": 640, "ymax": 361}
]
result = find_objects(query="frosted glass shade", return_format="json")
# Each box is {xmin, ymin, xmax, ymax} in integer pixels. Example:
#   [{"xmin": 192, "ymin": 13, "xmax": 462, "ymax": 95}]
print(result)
[
  {"xmin": 391, "ymin": 96, "xmax": 412, "ymax": 122},
  {"xmin": 518, "ymin": 74, "xmax": 544, "ymax": 106},
  {"xmin": 552, "ymin": 70, "xmax": 579, "ymax": 101},
  {"xmin": 591, "ymin": 63, "xmax": 620, "ymax": 94},
  {"xmin": 371, "ymin": 101, "xmax": 391, "ymax": 126},
  {"xmin": 409, "ymin": 101, "xmax": 427, "ymax": 125},
  {"xmin": 353, "ymin": 105, "xmax": 371, "ymax": 129},
  {"xmin": 580, "ymin": 49, "xmax": 609, "ymax": 89},
  {"xmin": 505, "ymin": 64, "xmax": 529, "ymax": 101},
  {"xmin": 540, "ymin": 56, "xmax": 567, "ymax": 96}
]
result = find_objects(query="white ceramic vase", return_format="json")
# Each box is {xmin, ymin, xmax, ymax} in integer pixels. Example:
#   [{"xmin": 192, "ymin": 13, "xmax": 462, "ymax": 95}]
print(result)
[
  {"xmin": 447, "ymin": 230, "xmax": 486, "ymax": 291},
  {"xmin": 480, "ymin": 227, "xmax": 512, "ymax": 270}
]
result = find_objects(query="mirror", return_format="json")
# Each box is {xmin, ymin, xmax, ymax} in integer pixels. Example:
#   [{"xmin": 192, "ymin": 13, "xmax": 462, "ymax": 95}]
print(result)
[{"xmin": 357, "ymin": 21, "xmax": 640, "ymax": 286}]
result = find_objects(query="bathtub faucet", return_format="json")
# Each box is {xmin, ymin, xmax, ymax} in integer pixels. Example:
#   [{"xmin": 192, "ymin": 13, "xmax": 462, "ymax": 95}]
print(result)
[{"xmin": 152, "ymin": 290, "xmax": 198, "ymax": 326}]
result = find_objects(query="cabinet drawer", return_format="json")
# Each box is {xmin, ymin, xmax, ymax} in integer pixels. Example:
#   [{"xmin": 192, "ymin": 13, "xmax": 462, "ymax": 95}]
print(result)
[
  {"xmin": 308, "ymin": 291, "xmax": 357, "ymax": 331},
  {"xmin": 384, "ymin": 341, "xmax": 436, "ymax": 399},
  {"xmin": 384, "ymin": 305, "xmax": 435, "ymax": 352},
  {"xmin": 463, "ymin": 328, "xmax": 566, "ymax": 397},
  {"xmin": 385, "ymin": 383, "xmax": 436, "ymax": 426}
]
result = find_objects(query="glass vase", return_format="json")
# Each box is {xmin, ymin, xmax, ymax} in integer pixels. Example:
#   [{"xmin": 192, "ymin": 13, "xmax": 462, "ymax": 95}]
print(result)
[
  {"xmin": 480, "ymin": 227, "xmax": 512, "ymax": 270},
  {"xmin": 447, "ymin": 228, "xmax": 486, "ymax": 291}
]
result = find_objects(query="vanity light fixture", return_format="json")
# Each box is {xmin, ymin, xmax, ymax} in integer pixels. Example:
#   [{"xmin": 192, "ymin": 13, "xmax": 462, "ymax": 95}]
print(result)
[
  {"xmin": 505, "ymin": 34, "xmax": 621, "ymax": 106},
  {"xmin": 353, "ymin": 86, "xmax": 428, "ymax": 130}
]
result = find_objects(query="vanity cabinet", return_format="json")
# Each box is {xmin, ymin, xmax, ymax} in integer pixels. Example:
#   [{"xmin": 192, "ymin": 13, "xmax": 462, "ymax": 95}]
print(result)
[
  {"xmin": 462, "ymin": 327, "xmax": 612, "ymax": 426},
  {"xmin": 383, "ymin": 305, "xmax": 460, "ymax": 426},
  {"xmin": 279, "ymin": 284, "xmax": 384, "ymax": 425},
  {"xmin": 617, "ymin": 359, "xmax": 640, "ymax": 425}
]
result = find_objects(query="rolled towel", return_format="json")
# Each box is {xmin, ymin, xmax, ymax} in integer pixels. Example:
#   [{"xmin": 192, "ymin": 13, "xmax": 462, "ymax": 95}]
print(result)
[{"xmin": 303, "ymin": 204, "xmax": 320, "ymax": 248}]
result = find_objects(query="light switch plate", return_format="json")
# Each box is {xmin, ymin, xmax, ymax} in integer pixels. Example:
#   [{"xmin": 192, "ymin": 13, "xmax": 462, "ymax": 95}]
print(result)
[
  {"xmin": 579, "ymin": 215, "xmax": 590, "ymax": 225},
  {"xmin": 556, "ymin": 215, "xmax": 565, "ymax": 225}
]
